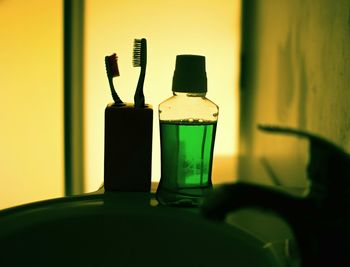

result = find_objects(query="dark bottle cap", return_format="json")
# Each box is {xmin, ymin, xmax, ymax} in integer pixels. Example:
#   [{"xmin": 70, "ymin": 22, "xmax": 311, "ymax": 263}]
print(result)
[{"xmin": 172, "ymin": 55, "xmax": 207, "ymax": 93}]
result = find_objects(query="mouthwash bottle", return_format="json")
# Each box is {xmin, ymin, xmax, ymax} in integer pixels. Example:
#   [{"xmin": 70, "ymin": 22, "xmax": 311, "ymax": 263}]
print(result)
[{"xmin": 156, "ymin": 55, "xmax": 219, "ymax": 207}]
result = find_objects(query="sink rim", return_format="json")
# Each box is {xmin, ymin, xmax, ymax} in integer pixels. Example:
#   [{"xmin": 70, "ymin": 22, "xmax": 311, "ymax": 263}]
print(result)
[{"xmin": 0, "ymin": 191, "xmax": 282, "ymax": 267}]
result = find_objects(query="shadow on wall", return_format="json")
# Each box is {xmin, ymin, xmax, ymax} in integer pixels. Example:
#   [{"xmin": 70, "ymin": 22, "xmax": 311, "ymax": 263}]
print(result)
[
  {"xmin": 241, "ymin": 0, "xmax": 350, "ymax": 186},
  {"xmin": 276, "ymin": 29, "xmax": 308, "ymax": 130}
]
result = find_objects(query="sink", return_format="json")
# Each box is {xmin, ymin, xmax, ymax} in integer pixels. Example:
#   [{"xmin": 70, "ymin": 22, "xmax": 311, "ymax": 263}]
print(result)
[{"xmin": 0, "ymin": 191, "xmax": 279, "ymax": 266}]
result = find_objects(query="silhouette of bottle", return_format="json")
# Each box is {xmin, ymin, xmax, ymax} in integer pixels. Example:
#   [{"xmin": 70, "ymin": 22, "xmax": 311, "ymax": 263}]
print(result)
[{"xmin": 156, "ymin": 55, "xmax": 219, "ymax": 206}]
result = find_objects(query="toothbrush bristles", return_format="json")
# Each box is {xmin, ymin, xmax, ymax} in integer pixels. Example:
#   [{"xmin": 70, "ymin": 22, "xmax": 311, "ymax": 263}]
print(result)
[
  {"xmin": 133, "ymin": 39, "xmax": 142, "ymax": 67},
  {"xmin": 106, "ymin": 53, "xmax": 120, "ymax": 77}
]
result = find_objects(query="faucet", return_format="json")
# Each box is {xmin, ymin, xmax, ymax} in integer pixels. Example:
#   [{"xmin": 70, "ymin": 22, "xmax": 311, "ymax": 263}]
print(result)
[{"xmin": 202, "ymin": 125, "xmax": 350, "ymax": 267}]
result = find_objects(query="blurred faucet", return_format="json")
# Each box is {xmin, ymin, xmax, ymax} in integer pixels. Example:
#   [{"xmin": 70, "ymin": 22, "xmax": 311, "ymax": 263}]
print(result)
[{"xmin": 202, "ymin": 125, "xmax": 350, "ymax": 267}]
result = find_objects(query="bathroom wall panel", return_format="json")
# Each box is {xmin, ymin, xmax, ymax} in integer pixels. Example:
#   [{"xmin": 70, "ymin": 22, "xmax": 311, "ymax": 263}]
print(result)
[
  {"xmin": 241, "ymin": 0, "xmax": 350, "ymax": 186},
  {"xmin": 0, "ymin": 0, "xmax": 64, "ymax": 209}
]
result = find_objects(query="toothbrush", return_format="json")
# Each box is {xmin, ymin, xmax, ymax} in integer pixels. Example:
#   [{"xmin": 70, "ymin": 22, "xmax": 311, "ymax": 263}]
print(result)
[
  {"xmin": 133, "ymin": 38, "xmax": 147, "ymax": 108},
  {"xmin": 105, "ymin": 53, "xmax": 123, "ymax": 104}
]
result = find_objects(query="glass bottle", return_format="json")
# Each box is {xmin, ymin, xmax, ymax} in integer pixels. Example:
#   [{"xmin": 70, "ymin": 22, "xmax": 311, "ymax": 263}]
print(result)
[{"xmin": 156, "ymin": 55, "xmax": 219, "ymax": 207}]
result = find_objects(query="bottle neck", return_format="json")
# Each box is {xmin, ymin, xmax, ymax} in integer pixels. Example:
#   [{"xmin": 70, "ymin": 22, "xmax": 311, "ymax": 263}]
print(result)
[{"xmin": 172, "ymin": 91, "xmax": 207, "ymax": 97}]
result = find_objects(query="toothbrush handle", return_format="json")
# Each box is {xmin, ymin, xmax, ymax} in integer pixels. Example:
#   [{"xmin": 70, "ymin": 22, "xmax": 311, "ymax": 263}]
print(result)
[
  {"xmin": 134, "ymin": 68, "xmax": 145, "ymax": 107},
  {"xmin": 108, "ymin": 77, "xmax": 123, "ymax": 104}
]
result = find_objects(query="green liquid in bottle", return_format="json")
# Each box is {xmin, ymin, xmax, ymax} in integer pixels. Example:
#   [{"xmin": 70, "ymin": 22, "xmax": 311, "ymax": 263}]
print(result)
[{"xmin": 156, "ymin": 120, "xmax": 217, "ymax": 206}]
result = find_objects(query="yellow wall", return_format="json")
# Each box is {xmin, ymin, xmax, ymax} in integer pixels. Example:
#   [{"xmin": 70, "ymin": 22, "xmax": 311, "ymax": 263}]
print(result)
[
  {"xmin": 0, "ymin": 0, "xmax": 64, "ymax": 209},
  {"xmin": 240, "ymin": 0, "xmax": 350, "ymax": 187},
  {"xmin": 85, "ymin": 0, "xmax": 241, "ymax": 191}
]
